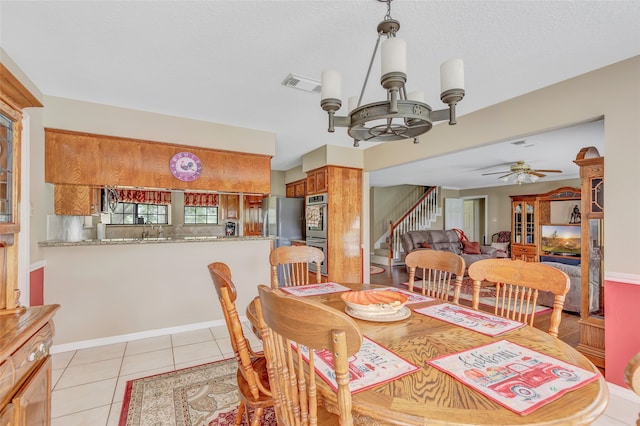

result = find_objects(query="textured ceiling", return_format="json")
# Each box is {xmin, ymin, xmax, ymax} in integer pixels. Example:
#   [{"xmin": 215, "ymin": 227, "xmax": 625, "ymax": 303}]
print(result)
[{"xmin": 1, "ymin": 1, "xmax": 638, "ymax": 189}]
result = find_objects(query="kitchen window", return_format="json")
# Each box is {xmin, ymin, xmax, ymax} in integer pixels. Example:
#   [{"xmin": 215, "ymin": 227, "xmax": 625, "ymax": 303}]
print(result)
[
  {"xmin": 184, "ymin": 206, "xmax": 219, "ymax": 224},
  {"xmin": 110, "ymin": 202, "xmax": 169, "ymax": 225}
]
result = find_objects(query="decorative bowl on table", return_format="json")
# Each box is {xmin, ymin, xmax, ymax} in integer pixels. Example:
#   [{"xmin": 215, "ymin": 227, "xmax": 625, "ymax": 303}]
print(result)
[{"xmin": 341, "ymin": 290, "xmax": 410, "ymax": 321}]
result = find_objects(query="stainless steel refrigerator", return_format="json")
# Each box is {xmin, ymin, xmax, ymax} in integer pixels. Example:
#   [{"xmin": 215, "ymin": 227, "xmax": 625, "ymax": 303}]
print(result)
[{"xmin": 262, "ymin": 196, "xmax": 305, "ymax": 248}]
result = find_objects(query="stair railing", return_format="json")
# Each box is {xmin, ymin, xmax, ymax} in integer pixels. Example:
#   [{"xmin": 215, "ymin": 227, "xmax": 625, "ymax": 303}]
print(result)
[{"xmin": 388, "ymin": 187, "xmax": 439, "ymax": 266}]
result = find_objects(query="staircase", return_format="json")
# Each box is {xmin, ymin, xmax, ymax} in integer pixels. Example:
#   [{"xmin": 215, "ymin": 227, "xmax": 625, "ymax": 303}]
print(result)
[{"xmin": 371, "ymin": 187, "xmax": 441, "ymax": 267}]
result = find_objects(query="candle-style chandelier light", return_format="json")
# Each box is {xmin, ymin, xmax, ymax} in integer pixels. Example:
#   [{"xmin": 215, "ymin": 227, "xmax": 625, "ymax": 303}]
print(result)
[{"xmin": 320, "ymin": 0, "xmax": 465, "ymax": 147}]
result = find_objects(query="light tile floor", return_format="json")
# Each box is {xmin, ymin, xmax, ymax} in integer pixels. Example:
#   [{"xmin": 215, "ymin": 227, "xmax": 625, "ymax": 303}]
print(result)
[{"xmin": 51, "ymin": 324, "xmax": 640, "ymax": 426}]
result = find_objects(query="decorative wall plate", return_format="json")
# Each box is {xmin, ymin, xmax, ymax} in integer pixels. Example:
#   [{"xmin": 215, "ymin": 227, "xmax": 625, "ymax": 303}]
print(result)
[{"xmin": 169, "ymin": 152, "xmax": 203, "ymax": 182}]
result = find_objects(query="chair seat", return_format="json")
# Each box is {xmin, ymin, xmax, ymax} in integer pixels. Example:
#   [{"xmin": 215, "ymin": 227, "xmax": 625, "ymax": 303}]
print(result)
[{"xmin": 236, "ymin": 357, "xmax": 271, "ymax": 402}]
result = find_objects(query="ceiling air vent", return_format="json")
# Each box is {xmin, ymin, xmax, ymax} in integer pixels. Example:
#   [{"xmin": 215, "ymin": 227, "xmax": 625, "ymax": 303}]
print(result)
[{"xmin": 282, "ymin": 73, "xmax": 321, "ymax": 93}]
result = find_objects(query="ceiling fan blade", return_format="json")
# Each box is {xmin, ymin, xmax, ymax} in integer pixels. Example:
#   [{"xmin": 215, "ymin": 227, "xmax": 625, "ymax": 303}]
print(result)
[
  {"xmin": 530, "ymin": 171, "xmax": 546, "ymax": 177},
  {"xmin": 533, "ymin": 169, "xmax": 562, "ymax": 173},
  {"xmin": 498, "ymin": 172, "xmax": 514, "ymax": 179},
  {"xmin": 481, "ymin": 170, "xmax": 511, "ymax": 176}
]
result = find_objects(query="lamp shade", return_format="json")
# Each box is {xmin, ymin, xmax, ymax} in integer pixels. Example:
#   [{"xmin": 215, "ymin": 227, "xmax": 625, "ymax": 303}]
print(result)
[
  {"xmin": 381, "ymin": 37, "xmax": 407, "ymax": 76},
  {"xmin": 407, "ymin": 91, "xmax": 425, "ymax": 102},
  {"xmin": 321, "ymin": 69, "xmax": 342, "ymax": 100},
  {"xmin": 440, "ymin": 58, "xmax": 464, "ymax": 92}
]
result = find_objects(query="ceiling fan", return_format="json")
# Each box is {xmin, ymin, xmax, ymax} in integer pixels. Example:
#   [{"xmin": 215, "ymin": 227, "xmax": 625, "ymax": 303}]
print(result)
[{"xmin": 482, "ymin": 161, "xmax": 562, "ymax": 183}]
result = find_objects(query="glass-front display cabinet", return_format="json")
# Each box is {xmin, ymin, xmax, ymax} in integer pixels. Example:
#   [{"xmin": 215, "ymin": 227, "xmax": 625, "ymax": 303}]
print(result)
[
  {"xmin": 510, "ymin": 195, "xmax": 537, "ymax": 261},
  {"xmin": 574, "ymin": 146, "xmax": 605, "ymax": 368}
]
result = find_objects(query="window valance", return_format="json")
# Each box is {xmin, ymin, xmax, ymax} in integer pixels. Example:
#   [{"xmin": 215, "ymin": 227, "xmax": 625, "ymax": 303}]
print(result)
[
  {"xmin": 117, "ymin": 189, "xmax": 172, "ymax": 205},
  {"xmin": 184, "ymin": 192, "xmax": 219, "ymax": 207}
]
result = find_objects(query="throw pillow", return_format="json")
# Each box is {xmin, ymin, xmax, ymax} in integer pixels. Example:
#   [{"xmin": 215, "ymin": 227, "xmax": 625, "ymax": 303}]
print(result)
[
  {"xmin": 419, "ymin": 242, "xmax": 432, "ymax": 249},
  {"xmin": 462, "ymin": 240, "xmax": 481, "ymax": 254}
]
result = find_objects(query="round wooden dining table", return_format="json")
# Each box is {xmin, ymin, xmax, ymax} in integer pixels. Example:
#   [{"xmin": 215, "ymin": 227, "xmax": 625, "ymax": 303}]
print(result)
[{"xmin": 247, "ymin": 283, "xmax": 608, "ymax": 425}]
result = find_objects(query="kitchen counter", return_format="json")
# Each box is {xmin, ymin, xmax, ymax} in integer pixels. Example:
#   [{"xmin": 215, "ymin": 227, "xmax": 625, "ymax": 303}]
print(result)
[{"xmin": 38, "ymin": 235, "xmax": 276, "ymax": 247}]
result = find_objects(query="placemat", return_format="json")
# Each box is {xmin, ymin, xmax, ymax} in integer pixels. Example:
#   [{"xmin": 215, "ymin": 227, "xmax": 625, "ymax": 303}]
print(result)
[
  {"xmin": 428, "ymin": 340, "xmax": 599, "ymax": 416},
  {"xmin": 414, "ymin": 303, "xmax": 525, "ymax": 336},
  {"xmin": 297, "ymin": 336, "xmax": 420, "ymax": 393},
  {"xmin": 280, "ymin": 282, "xmax": 351, "ymax": 296}
]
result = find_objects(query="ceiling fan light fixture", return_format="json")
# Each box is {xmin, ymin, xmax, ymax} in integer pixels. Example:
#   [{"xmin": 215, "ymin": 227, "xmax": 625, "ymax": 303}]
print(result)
[{"xmin": 320, "ymin": 0, "xmax": 465, "ymax": 147}]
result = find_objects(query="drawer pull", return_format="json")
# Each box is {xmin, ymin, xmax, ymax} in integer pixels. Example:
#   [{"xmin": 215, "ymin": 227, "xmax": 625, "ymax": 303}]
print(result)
[{"xmin": 27, "ymin": 343, "xmax": 47, "ymax": 362}]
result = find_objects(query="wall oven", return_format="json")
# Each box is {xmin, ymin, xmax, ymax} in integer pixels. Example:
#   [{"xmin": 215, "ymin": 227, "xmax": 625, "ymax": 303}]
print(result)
[
  {"xmin": 305, "ymin": 236, "xmax": 328, "ymax": 276},
  {"xmin": 305, "ymin": 193, "xmax": 328, "ymax": 238}
]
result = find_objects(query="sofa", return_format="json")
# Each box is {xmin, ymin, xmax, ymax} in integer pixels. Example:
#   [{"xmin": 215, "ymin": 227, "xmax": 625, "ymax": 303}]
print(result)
[
  {"xmin": 538, "ymin": 261, "xmax": 597, "ymax": 314},
  {"xmin": 399, "ymin": 230, "xmax": 498, "ymax": 272}
]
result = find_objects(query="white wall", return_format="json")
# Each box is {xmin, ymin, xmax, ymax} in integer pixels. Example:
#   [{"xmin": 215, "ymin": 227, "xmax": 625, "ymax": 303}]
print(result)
[
  {"xmin": 365, "ymin": 57, "xmax": 640, "ymax": 276},
  {"xmin": 43, "ymin": 239, "xmax": 272, "ymax": 345}
]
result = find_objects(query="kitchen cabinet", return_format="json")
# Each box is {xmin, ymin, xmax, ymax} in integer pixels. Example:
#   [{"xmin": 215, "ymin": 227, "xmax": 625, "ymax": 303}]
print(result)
[
  {"xmin": 324, "ymin": 166, "xmax": 362, "ymax": 283},
  {"xmin": 243, "ymin": 195, "xmax": 264, "ymax": 236},
  {"xmin": 220, "ymin": 194, "xmax": 239, "ymax": 220},
  {"xmin": 286, "ymin": 179, "xmax": 306, "ymax": 198},
  {"xmin": 53, "ymin": 185, "xmax": 100, "ymax": 216},
  {"xmin": 574, "ymin": 147, "xmax": 605, "ymax": 368},
  {"xmin": 306, "ymin": 168, "xmax": 328, "ymax": 195}
]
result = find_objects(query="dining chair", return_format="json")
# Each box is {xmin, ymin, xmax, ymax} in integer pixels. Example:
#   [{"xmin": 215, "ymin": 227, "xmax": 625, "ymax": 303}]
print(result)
[
  {"xmin": 625, "ymin": 352, "xmax": 640, "ymax": 426},
  {"xmin": 468, "ymin": 259, "xmax": 570, "ymax": 337},
  {"xmin": 269, "ymin": 245, "xmax": 324, "ymax": 288},
  {"xmin": 207, "ymin": 262, "xmax": 273, "ymax": 426},
  {"xmin": 255, "ymin": 284, "xmax": 363, "ymax": 426},
  {"xmin": 405, "ymin": 249, "xmax": 466, "ymax": 304}
]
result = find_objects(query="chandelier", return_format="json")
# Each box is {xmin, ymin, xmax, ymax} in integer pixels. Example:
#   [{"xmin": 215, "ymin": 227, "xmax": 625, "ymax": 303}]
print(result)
[{"xmin": 320, "ymin": 0, "xmax": 465, "ymax": 147}]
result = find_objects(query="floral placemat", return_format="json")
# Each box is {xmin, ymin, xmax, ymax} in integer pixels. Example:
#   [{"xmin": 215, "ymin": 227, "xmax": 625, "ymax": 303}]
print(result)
[
  {"xmin": 296, "ymin": 336, "xmax": 420, "ymax": 393},
  {"xmin": 280, "ymin": 282, "xmax": 351, "ymax": 296},
  {"xmin": 428, "ymin": 340, "xmax": 599, "ymax": 415},
  {"xmin": 414, "ymin": 303, "xmax": 525, "ymax": 336},
  {"xmin": 382, "ymin": 287, "xmax": 435, "ymax": 304}
]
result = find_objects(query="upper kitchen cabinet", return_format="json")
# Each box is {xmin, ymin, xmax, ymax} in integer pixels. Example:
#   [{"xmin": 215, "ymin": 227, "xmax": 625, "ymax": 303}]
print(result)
[
  {"xmin": 220, "ymin": 194, "xmax": 239, "ymax": 220},
  {"xmin": 306, "ymin": 168, "xmax": 328, "ymax": 195},
  {"xmin": 286, "ymin": 179, "xmax": 306, "ymax": 198},
  {"xmin": 44, "ymin": 129, "xmax": 272, "ymax": 194},
  {"xmin": 54, "ymin": 185, "xmax": 101, "ymax": 216}
]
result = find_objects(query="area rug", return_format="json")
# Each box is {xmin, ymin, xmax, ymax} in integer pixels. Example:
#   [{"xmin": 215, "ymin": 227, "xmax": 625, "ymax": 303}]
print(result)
[
  {"xmin": 119, "ymin": 358, "xmax": 276, "ymax": 426},
  {"xmin": 370, "ymin": 265, "xmax": 385, "ymax": 275},
  {"xmin": 401, "ymin": 277, "xmax": 551, "ymax": 315}
]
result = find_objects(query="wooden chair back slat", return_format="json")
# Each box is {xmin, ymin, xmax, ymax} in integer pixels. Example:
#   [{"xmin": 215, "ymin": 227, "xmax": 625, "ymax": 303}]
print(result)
[
  {"xmin": 255, "ymin": 285, "xmax": 363, "ymax": 425},
  {"xmin": 269, "ymin": 246, "xmax": 324, "ymax": 288},
  {"xmin": 468, "ymin": 259, "xmax": 570, "ymax": 337},
  {"xmin": 405, "ymin": 250, "xmax": 466, "ymax": 304}
]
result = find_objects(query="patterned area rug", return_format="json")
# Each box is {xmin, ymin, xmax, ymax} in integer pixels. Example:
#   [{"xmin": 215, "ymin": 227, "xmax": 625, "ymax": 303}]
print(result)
[
  {"xmin": 370, "ymin": 265, "xmax": 385, "ymax": 275},
  {"xmin": 119, "ymin": 358, "xmax": 276, "ymax": 426}
]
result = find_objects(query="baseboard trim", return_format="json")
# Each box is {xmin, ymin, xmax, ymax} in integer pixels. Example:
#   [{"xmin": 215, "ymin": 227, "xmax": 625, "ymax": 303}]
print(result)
[
  {"xmin": 50, "ymin": 317, "xmax": 232, "ymax": 354},
  {"xmin": 607, "ymin": 381, "xmax": 640, "ymax": 402}
]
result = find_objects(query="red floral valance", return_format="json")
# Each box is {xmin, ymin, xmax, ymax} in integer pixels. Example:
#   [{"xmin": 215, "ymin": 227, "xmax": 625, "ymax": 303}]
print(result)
[
  {"xmin": 184, "ymin": 192, "xmax": 219, "ymax": 207},
  {"xmin": 117, "ymin": 189, "xmax": 172, "ymax": 205}
]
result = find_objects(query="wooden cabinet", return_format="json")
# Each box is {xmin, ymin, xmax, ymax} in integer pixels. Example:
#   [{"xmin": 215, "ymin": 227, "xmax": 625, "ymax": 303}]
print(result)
[
  {"xmin": 285, "ymin": 179, "xmax": 306, "ymax": 198},
  {"xmin": 220, "ymin": 194, "xmax": 239, "ymax": 220},
  {"xmin": 243, "ymin": 195, "xmax": 264, "ymax": 236},
  {"xmin": 574, "ymin": 147, "xmax": 605, "ymax": 368},
  {"xmin": 53, "ymin": 185, "xmax": 101, "ymax": 216},
  {"xmin": 510, "ymin": 195, "xmax": 537, "ymax": 261},
  {"xmin": 1, "ymin": 62, "xmax": 42, "ymax": 313},
  {"xmin": 324, "ymin": 166, "xmax": 362, "ymax": 283},
  {"xmin": 306, "ymin": 168, "xmax": 328, "ymax": 195},
  {"xmin": 0, "ymin": 305, "xmax": 59, "ymax": 426}
]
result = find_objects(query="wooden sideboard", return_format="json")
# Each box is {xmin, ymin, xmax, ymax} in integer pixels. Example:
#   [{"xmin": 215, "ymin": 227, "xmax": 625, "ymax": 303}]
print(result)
[{"xmin": 0, "ymin": 305, "xmax": 59, "ymax": 426}]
